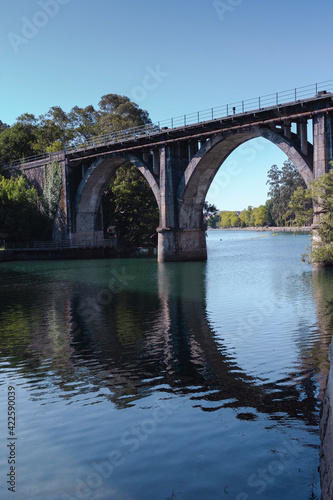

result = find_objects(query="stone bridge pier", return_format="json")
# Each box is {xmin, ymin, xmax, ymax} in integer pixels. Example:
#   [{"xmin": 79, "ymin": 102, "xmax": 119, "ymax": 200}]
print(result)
[{"xmin": 157, "ymin": 141, "xmax": 207, "ymax": 262}]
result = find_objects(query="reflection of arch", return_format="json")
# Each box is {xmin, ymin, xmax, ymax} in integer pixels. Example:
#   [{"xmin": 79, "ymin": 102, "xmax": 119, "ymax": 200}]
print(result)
[
  {"xmin": 63, "ymin": 260, "xmax": 319, "ymax": 423},
  {"xmin": 178, "ymin": 127, "xmax": 314, "ymax": 229},
  {"xmin": 75, "ymin": 153, "xmax": 160, "ymax": 234}
]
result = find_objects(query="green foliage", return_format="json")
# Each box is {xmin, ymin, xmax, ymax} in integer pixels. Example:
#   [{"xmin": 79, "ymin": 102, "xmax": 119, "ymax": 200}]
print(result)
[
  {"xmin": 69, "ymin": 105, "xmax": 99, "ymax": 143},
  {"xmin": 204, "ymin": 201, "xmax": 219, "ymax": 228},
  {"xmin": 0, "ymin": 175, "xmax": 49, "ymax": 241},
  {"xmin": 252, "ymin": 205, "xmax": 269, "ymax": 226},
  {"xmin": 0, "ymin": 94, "xmax": 150, "ymax": 164},
  {"xmin": 0, "ymin": 120, "xmax": 9, "ymax": 133},
  {"xmin": 0, "ymin": 123, "xmax": 36, "ymax": 163},
  {"xmin": 219, "ymin": 211, "xmax": 241, "ymax": 228},
  {"xmin": 97, "ymin": 94, "xmax": 151, "ymax": 134},
  {"xmin": 239, "ymin": 206, "xmax": 253, "ymax": 227},
  {"xmin": 207, "ymin": 213, "xmax": 221, "ymax": 228},
  {"xmin": 288, "ymin": 168, "xmax": 333, "ymax": 265},
  {"xmin": 40, "ymin": 161, "xmax": 62, "ymax": 221},
  {"xmin": 102, "ymin": 164, "xmax": 159, "ymax": 247},
  {"xmin": 266, "ymin": 160, "xmax": 307, "ymax": 226}
]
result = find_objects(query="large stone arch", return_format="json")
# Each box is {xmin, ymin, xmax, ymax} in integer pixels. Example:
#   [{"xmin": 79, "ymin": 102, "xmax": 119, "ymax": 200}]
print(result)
[
  {"xmin": 177, "ymin": 126, "xmax": 314, "ymax": 229},
  {"xmin": 74, "ymin": 153, "xmax": 160, "ymax": 236}
]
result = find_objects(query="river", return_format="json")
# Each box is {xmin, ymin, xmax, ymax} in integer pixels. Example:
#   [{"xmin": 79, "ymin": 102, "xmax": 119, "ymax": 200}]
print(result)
[{"xmin": 0, "ymin": 230, "xmax": 333, "ymax": 500}]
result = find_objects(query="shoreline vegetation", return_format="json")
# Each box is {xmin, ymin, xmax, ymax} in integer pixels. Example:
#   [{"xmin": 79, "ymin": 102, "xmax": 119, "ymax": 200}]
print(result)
[{"xmin": 207, "ymin": 226, "xmax": 313, "ymax": 232}]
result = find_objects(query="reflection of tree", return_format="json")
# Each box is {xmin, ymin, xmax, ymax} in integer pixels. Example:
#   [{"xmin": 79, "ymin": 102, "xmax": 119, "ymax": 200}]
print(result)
[{"xmin": 0, "ymin": 269, "xmax": 74, "ymax": 381}]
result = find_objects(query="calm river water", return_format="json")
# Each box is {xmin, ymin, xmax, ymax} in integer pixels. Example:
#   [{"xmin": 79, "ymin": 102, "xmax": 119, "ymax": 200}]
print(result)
[{"xmin": 1, "ymin": 230, "xmax": 333, "ymax": 500}]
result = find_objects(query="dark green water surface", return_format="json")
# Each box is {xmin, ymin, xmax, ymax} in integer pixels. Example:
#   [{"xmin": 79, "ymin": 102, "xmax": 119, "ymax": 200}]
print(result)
[{"xmin": 1, "ymin": 230, "xmax": 333, "ymax": 500}]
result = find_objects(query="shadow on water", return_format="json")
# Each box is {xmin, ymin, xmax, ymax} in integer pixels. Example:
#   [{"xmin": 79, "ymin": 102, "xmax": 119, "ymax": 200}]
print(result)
[{"xmin": 1, "ymin": 259, "xmax": 332, "ymax": 428}]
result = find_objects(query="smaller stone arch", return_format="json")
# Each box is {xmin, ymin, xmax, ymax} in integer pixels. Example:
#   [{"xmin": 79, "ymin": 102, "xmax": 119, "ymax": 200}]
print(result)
[{"xmin": 74, "ymin": 153, "xmax": 160, "ymax": 238}]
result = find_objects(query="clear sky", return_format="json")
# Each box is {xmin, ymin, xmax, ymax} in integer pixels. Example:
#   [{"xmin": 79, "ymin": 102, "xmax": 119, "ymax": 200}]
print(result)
[{"xmin": 1, "ymin": 0, "xmax": 332, "ymax": 211}]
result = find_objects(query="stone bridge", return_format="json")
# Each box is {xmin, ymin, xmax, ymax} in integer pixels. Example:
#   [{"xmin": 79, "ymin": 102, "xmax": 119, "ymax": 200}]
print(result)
[{"xmin": 8, "ymin": 82, "xmax": 333, "ymax": 261}]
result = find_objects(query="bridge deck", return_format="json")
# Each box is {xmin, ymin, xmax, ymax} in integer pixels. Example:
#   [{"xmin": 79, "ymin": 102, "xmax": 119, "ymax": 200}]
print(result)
[{"xmin": 3, "ymin": 79, "xmax": 333, "ymax": 169}]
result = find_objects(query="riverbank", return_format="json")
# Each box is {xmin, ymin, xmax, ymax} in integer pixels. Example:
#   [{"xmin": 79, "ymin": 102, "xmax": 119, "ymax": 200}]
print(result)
[{"xmin": 208, "ymin": 226, "xmax": 313, "ymax": 232}]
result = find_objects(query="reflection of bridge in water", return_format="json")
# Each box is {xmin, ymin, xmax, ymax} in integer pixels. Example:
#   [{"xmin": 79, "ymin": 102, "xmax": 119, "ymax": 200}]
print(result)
[
  {"xmin": 0, "ymin": 260, "xmax": 329, "ymax": 427},
  {"xmin": 8, "ymin": 80, "xmax": 333, "ymax": 261}
]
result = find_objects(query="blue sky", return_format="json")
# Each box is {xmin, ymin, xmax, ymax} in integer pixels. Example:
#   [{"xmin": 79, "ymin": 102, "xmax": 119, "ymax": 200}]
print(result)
[{"xmin": 1, "ymin": 0, "xmax": 332, "ymax": 210}]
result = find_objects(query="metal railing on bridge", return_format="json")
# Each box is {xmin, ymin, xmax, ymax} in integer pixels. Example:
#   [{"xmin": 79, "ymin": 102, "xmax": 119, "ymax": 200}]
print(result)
[{"xmin": 3, "ymin": 79, "xmax": 333, "ymax": 168}]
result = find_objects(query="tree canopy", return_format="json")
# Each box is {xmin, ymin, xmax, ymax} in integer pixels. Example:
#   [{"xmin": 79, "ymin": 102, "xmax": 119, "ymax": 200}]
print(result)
[
  {"xmin": 0, "ymin": 175, "xmax": 49, "ymax": 241},
  {"xmin": 102, "ymin": 164, "xmax": 159, "ymax": 248},
  {"xmin": 287, "ymin": 168, "xmax": 333, "ymax": 265},
  {"xmin": 0, "ymin": 94, "xmax": 151, "ymax": 163},
  {"xmin": 266, "ymin": 160, "xmax": 307, "ymax": 226}
]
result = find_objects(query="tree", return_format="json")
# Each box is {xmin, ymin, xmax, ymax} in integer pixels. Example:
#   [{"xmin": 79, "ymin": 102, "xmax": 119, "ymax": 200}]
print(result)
[
  {"xmin": 36, "ymin": 106, "xmax": 74, "ymax": 152},
  {"xmin": 0, "ymin": 120, "xmax": 10, "ymax": 133},
  {"xmin": 102, "ymin": 164, "xmax": 159, "ymax": 248},
  {"xmin": 220, "ymin": 211, "xmax": 231, "ymax": 228},
  {"xmin": 266, "ymin": 164, "xmax": 281, "ymax": 224},
  {"xmin": 0, "ymin": 123, "xmax": 36, "ymax": 164},
  {"xmin": 219, "ymin": 211, "xmax": 240, "ymax": 228},
  {"xmin": 68, "ymin": 105, "xmax": 99, "ymax": 143},
  {"xmin": 0, "ymin": 175, "xmax": 49, "ymax": 241},
  {"xmin": 96, "ymin": 94, "xmax": 151, "ymax": 134},
  {"xmin": 204, "ymin": 201, "xmax": 219, "ymax": 228},
  {"xmin": 239, "ymin": 206, "xmax": 253, "ymax": 227},
  {"xmin": 252, "ymin": 205, "xmax": 269, "ymax": 226},
  {"xmin": 287, "ymin": 168, "xmax": 333, "ymax": 264},
  {"xmin": 207, "ymin": 213, "xmax": 221, "ymax": 228},
  {"xmin": 266, "ymin": 160, "xmax": 306, "ymax": 226},
  {"xmin": 230, "ymin": 212, "xmax": 241, "ymax": 227}
]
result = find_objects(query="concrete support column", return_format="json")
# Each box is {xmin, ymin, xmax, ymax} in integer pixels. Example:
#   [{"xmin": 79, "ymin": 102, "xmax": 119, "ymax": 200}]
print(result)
[
  {"xmin": 157, "ymin": 144, "xmax": 207, "ymax": 262},
  {"xmin": 153, "ymin": 150, "xmax": 160, "ymax": 175},
  {"xmin": 188, "ymin": 141, "xmax": 198, "ymax": 162},
  {"xmin": 312, "ymin": 113, "xmax": 333, "ymax": 231},
  {"xmin": 158, "ymin": 228, "xmax": 207, "ymax": 262},
  {"xmin": 297, "ymin": 121, "xmax": 302, "ymax": 141},
  {"xmin": 325, "ymin": 115, "xmax": 333, "ymax": 168},
  {"xmin": 143, "ymin": 151, "xmax": 150, "ymax": 164},
  {"xmin": 313, "ymin": 113, "xmax": 328, "ymax": 178},
  {"xmin": 300, "ymin": 119, "xmax": 308, "ymax": 156},
  {"xmin": 284, "ymin": 120, "xmax": 291, "ymax": 139}
]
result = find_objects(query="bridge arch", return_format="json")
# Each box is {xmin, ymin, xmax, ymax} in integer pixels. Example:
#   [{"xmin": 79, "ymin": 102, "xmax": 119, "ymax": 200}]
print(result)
[
  {"xmin": 177, "ymin": 126, "xmax": 314, "ymax": 230},
  {"xmin": 74, "ymin": 153, "xmax": 160, "ymax": 236}
]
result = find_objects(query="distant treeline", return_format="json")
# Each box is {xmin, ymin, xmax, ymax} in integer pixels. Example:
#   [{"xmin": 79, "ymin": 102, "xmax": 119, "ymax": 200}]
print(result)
[{"xmin": 207, "ymin": 160, "xmax": 310, "ymax": 228}]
